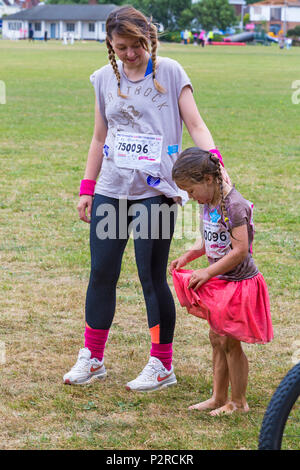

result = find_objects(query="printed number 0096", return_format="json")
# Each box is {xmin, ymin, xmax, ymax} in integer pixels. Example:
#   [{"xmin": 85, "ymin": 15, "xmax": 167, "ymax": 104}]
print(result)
[{"xmin": 204, "ymin": 230, "xmax": 227, "ymax": 242}]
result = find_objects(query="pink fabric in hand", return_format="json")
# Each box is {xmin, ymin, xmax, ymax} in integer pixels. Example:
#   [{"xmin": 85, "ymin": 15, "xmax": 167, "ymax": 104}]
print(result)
[{"xmin": 172, "ymin": 268, "xmax": 273, "ymax": 344}]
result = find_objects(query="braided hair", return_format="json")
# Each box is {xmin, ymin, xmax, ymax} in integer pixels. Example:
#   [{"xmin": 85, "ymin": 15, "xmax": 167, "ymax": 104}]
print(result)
[
  {"xmin": 105, "ymin": 6, "xmax": 166, "ymax": 98},
  {"xmin": 105, "ymin": 37, "xmax": 127, "ymax": 99},
  {"xmin": 148, "ymin": 22, "xmax": 165, "ymax": 94},
  {"xmin": 213, "ymin": 154, "xmax": 231, "ymax": 231},
  {"xmin": 172, "ymin": 148, "xmax": 232, "ymax": 234}
]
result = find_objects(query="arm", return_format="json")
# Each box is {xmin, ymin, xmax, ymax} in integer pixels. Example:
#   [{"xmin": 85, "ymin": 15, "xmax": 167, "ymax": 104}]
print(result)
[
  {"xmin": 178, "ymin": 85, "xmax": 231, "ymax": 185},
  {"xmin": 168, "ymin": 237, "xmax": 205, "ymax": 274},
  {"xmin": 83, "ymin": 97, "xmax": 107, "ymax": 180},
  {"xmin": 188, "ymin": 224, "xmax": 249, "ymax": 290},
  {"xmin": 178, "ymin": 86, "xmax": 215, "ymax": 150},
  {"xmin": 77, "ymin": 98, "xmax": 107, "ymax": 223}
]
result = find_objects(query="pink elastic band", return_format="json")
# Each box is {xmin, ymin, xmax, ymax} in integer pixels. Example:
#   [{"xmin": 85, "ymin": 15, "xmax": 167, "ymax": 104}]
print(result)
[
  {"xmin": 209, "ymin": 148, "xmax": 224, "ymax": 167},
  {"xmin": 79, "ymin": 179, "xmax": 96, "ymax": 196}
]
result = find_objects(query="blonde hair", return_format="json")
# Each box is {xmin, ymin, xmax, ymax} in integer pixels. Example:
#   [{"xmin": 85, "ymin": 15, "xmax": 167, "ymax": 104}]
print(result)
[{"xmin": 105, "ymin": 5, "xmax": 166, "ymax": 98}]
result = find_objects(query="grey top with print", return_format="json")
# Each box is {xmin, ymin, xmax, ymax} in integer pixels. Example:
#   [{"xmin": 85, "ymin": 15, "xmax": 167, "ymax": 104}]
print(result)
[
  {"xmin": 90, "ymin": 57, "xmax": 192, "ymax": 203},
  {"xmin": 204, "ymin": 187, "xmax": 259, "ymax": 281}
]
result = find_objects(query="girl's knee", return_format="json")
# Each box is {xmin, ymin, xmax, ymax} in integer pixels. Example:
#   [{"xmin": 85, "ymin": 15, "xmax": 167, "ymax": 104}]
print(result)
[
  {"xmin": 209, "ymin": 330, "xmax": 224, "ymax": 349},
  {"xmin": 209, "ymin": 330, "xmax": 241, "ymax": 353},
  {"xmin": 222, "ymin": 337, "xmax": 242, "ymax": 355}
]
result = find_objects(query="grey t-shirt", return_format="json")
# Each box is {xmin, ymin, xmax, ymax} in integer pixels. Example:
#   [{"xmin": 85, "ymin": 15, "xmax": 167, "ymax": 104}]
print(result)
[
  {"xmin": 203, "ymin": 187, "xmax": 259, "ymax": 281},
  {"xmin": 90, "ymin": 57, "xmax": 192, "ymax": 203}
]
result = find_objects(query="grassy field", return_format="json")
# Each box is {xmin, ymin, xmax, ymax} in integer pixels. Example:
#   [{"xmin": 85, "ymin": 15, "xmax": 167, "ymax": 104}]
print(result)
[{"xmin": 0, "ymin": 39, "xmax": 299, "ymax": 450}]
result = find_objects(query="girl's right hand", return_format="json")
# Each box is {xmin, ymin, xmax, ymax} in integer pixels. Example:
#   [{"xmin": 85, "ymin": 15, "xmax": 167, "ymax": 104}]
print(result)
[
  {"xmin": 77, "ymin": 195, "xmax": 93, "ymax": 224},
  {"xmin": 168, "ymin": 255, "xmax": 188, "ymax": 275}
]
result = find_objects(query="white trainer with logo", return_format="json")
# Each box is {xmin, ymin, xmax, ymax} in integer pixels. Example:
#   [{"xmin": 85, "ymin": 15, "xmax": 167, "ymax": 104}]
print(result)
[
  {"xmin": 63, "ymin": 347, "xmax": 106, "ymax": 385},
  {"xmin": 126, "ymin": 357, "xmax": 177, "ymax": 392}
]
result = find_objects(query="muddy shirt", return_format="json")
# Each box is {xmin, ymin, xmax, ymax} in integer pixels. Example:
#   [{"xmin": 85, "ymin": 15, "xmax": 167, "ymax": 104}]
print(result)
[{"xmin": 202, "ymin": 187, "xmax": 259, "ymax": 281}]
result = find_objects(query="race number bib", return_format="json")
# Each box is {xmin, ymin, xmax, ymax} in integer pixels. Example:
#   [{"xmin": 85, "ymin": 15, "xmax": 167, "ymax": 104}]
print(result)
[
  {"xmin": 203, "ymin": 215, "xmax": 231, "ymax": 259},
  {"xmin": 114, "ymin": 131, "xmax": 163, "ymax": 175}
]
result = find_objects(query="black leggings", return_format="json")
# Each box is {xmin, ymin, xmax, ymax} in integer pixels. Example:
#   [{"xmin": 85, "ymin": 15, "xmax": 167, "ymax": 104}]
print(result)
[{"xmin": 85, "ymin": 194, "xmax": 177, "ymax": 344}]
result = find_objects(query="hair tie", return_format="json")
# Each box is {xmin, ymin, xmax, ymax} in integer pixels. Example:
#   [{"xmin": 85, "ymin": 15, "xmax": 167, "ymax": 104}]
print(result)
[
  {"xmin": 209, "ymin": 148, "xmax": 224, "ymax": 167},
  {"xmin": 209, "ymin": 153, "xmax": 217, "ymax": 163}
]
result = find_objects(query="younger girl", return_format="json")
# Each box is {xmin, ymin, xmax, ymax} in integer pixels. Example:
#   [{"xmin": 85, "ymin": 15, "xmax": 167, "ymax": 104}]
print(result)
[{"xmin": 169, "ymin": 148, "xmax": 273, "ymax": 415}]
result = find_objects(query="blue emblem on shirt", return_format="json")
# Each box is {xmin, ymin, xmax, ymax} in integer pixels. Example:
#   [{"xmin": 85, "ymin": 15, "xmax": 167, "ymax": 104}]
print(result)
[
  {"xmin": 147, "ymin": 175, "xmax": 161, "ymax": 187},
  {"xmin": 168, "ymin": 145, "xmax": 179, "ymax": 156},
  {"xmin": 103, "ymin": 145, "xmax": 109, "ymax": 157},
  {"xmin": 209, "ymin": 208, "xmax": 221, "ymax": 223}
]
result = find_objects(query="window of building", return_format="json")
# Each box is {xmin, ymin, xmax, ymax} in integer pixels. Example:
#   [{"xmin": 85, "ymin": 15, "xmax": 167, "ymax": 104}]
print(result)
[
  {"xmin": 270, "ymin": 8, "xmax": 281, "ymax": 21},
  {"xmin": 101, "ymin": 23, "xmax": 106, "ymax": 33},
  {"xmin": 66, "ymin": 23, "xmax": 75, "ymax": 32},
  {"xmin": 8, "ymin": 22, "xmax": 22, "ymax": 30},
  {"xmin": 34, "ymin": 23, "xmax": 41, "ymax": 31},
  {"xmin": 89, "ymin": 23, "xmax": 95, "ymax": 32}
]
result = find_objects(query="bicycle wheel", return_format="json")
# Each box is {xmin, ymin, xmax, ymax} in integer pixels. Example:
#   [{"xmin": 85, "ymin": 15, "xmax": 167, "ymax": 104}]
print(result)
[{"xmin": 259, "ymin": 362, "xmax": 300, "ymax": 450}]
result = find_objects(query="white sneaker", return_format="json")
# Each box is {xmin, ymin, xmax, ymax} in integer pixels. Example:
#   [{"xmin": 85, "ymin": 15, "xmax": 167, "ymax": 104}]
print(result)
[
  {"xmin": 126, "ymin": 357, "xmax": 177, "ymax": 392},
  {"xmin": 63, "ymin": 348, "xmax": 106, "ymax": 385}
]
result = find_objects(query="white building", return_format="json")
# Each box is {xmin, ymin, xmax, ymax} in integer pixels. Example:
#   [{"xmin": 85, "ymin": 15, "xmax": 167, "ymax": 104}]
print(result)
[
  {"xmin": 250, "ymin": 0, "xmax": 300, "ymax": 34},
  {"xmin": 0, "ymin": 0, "xmax": 21, "ymax": 19},
  {"xmin": 2, "ymin": 4, "xmax": 117, "ymax": 40}
]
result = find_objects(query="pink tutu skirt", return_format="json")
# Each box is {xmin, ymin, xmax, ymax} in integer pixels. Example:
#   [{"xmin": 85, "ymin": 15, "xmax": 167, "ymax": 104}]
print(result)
[{"xmin": 172, "ymin": 269, "xmax": 273, "ymax": 344}]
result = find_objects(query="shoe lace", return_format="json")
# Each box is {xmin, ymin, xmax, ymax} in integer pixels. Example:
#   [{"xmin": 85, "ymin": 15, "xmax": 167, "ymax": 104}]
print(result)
[
  {"xmin": 139, "ymin": 359, "xmax": 161, "ymax": 379},
  {"xmin": 70, "ymin": 354, "xmax": 89, "ymax": 373}
]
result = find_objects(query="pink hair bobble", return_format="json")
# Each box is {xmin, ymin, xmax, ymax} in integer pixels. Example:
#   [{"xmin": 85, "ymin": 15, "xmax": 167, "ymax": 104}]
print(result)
[
  {"xmin": 79, "ymin": 179, "xmax": 96, "ymax": 196},
  {"xmin": 209, "ymin": 148, "xmax": 224, "ymax": 167}
]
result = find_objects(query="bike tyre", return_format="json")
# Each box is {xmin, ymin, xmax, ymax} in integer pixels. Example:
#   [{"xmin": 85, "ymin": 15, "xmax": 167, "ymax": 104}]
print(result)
[{"xmin": 258, "ymin": 362, "xmax": 300, "ymax": 450}]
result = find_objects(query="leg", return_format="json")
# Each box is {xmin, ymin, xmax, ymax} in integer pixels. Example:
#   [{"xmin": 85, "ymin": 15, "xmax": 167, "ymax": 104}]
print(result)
[
  {"xmin": 189, "ymin": 329, "xmax": 229, "ymax": 410},
  {"xmin": 125, "ymin": 197, "xmax": 177, "ymax": 391},
  {"xmin": 210, "ymin": 337, "xmax": 249, "ymax": 416},
  {"xmin": 63, "ymin": 196, "xmax": 131, "ymax": 385},
  {"xmin": 133, "ymin": 196, "xmax": 177, "ymax": 347},
  {"xmin": 85, "ymin": 195, "xmax": 129, "ymax": 330}
]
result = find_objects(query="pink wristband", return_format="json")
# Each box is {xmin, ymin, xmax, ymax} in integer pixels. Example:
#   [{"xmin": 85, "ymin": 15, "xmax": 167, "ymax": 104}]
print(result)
[
  {"xmin": 79, "ymin": 179, "xmax": 96, "ymax": 196},
  {"xmin": 209, "ymin": 148, "xmax": 224, "ymax": 167}
]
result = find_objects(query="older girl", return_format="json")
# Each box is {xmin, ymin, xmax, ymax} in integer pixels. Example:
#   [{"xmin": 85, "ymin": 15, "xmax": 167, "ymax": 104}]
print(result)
[{"xmin": 63, "ymin": 6, "xmax": 222, "ymax": 391}]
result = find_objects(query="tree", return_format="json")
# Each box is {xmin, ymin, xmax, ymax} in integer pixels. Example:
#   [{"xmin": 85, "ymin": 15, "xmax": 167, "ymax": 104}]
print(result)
[
  {"xmin": 243, "ymin": 13, "xmax": 250, "ymax": 26},
  {"xmin": 45, "ymin": 0, "xmax": 193, "ymax": 31},
  {"xmin": 192, "ymin": 0, "xmax": 237, "ymax": 31},
  {"xmin": 129, "ymin": 0, "xmax": 193, "ymax": 31},
  {"xmin": 46, "ymin": 0, "xmax": 124, "ymax": 4},
  {"xmin": 177, "ymin": 8, "xmax": 195, "ymax": 30}
]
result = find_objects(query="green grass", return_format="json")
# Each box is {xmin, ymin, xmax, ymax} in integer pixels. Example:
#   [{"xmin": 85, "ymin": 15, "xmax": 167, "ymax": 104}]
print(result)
[{"xmin": 0, "ymin": 40, "xmax": 299, "ymax": 450}]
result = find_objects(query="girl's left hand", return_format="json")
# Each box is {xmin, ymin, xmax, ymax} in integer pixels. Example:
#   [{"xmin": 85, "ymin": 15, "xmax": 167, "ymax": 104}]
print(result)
[{"xmin": 188, "ymin": 268, "xmax": 211, "ymax": 291}]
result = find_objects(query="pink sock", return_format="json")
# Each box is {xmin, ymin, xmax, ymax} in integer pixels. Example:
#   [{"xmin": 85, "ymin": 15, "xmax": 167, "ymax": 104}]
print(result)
[
  {"xmin": 84, "ymin": 325, "xmax": 109, "ymax": 362},
  {"xmin": 150, "ymin": 343, "xmax": 173, "ymax": 371}
]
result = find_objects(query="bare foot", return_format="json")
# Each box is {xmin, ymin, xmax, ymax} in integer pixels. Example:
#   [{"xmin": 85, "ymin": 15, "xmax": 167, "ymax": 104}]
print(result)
[
  {"xmin": 188, "ymin": 398, "xmax": 227, "ymax": 411},
  {"xmin": 209, "ymin": 401, "xmax": 249, "ymax": 416}
]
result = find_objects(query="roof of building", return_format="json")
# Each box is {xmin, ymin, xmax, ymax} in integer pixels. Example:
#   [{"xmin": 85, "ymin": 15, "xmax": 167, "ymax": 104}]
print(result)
[
  {"xmin": 4, "ymin": 4, "xmax": 118, "ymax": 21},
  {"xmin": 251, "ymin": 0, "xmax": 300, "ymax": 6},
  {"xmin": 228, "ymin": 0, "xmax": 247, "ymax": 5}
]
